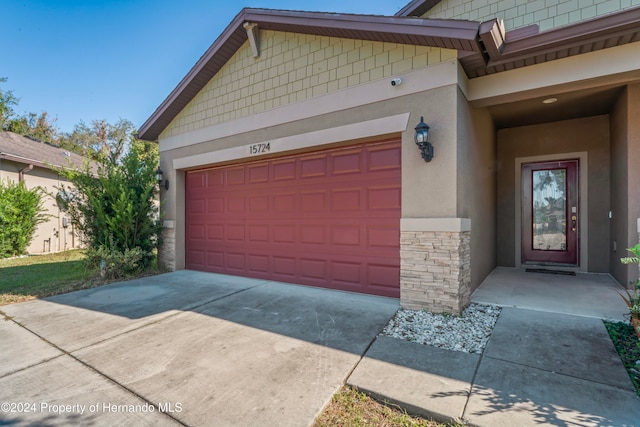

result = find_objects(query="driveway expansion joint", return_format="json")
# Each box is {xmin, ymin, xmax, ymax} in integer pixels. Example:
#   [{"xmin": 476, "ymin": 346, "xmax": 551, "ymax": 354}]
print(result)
[{"xmin": 6, "ymin": 317, "xmax": 188, "ymax": 426}]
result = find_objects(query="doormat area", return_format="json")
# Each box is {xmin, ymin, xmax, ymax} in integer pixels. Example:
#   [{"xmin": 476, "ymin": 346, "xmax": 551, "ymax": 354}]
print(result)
[{"xmin": 525, "ymin": 268, "xmax": 576, "ymax": 276}]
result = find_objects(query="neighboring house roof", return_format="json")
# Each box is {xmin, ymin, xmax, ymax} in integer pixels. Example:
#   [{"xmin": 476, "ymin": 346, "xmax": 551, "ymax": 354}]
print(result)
[
  {"xmin": 138, "ymin": 6, "xmax": 640, "ymax": 141},
  {"xmin": 0, "ymin": 131, "xmax": 89, "ymax": 172}
]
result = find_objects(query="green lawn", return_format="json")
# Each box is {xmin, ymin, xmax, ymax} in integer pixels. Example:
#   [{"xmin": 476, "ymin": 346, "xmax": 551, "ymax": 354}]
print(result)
[
  {"xmin": 0, "ymin": 250, "xmax": 95, "ymax": 305},
  {"xmin": 313, "ymin": 386, "xmax": 466, "ymax": 427}
]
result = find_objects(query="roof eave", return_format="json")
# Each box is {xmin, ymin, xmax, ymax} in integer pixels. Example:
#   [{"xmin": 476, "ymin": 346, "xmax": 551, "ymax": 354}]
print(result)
[{"xmin": 137, "ymin": 8, "xmax": 483, "ymax": 141}]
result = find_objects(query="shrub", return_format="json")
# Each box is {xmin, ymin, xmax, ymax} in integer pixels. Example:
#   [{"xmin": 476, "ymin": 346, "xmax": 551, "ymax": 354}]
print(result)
[
  {"xmin": 0, "ymin": 180, "xmax": 48, "ymax": 257},
  {"xmin": 84, "ymin": 245, "xmax": 147, "ymax": 280},
  {"xmin": 58, "ymin": 141, "xmax": 162, "ymax": 274}
]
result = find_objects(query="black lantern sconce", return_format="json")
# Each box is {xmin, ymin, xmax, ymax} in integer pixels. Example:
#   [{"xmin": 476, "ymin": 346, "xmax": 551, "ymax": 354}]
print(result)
[
  {"xmin": 414, "ymin": 116, "xmax": 434, "ymax": 162},
  {"xmin": 155, "ymin": 167, "xmax": 169, "ymax": 190}
]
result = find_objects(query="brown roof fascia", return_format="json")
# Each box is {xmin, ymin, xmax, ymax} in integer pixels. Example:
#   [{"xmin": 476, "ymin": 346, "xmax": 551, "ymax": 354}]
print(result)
[
  {"xmin": 478, "ymin": 19, "xmax": 506, "ymax": 61},
  {"xmin": 243, "ymin": 9, "xmax": 481, "ymax": 48},
  {"xmin": 0, "ymin": 152, "xmax": 49, "ymax": 171},
  {"xmin": 137, "ymin": 8, "xmax": 483, "ymax": 141},
  {"xmin": 486, "ymin": 6, "xmax": 640, "ymax": 67},
  {"xmin": 396, "ymin": 0, "xmax": 442, "ymax": 17}
]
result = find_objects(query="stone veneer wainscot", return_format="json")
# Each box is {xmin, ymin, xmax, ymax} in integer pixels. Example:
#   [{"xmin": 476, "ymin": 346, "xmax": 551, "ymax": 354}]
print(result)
[{"xmin": 400, "ymin": 220, "xmax": 471, "ymax": 314}]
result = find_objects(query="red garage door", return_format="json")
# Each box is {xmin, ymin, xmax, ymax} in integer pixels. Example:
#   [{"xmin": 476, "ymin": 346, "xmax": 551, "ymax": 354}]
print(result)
[{"xmin": 185, "ymin": 138, "xmax": 401, "ymax": 297}]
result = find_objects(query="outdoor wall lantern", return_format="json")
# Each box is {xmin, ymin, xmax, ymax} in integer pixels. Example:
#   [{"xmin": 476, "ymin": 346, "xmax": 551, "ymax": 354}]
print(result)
[
  {"xmin": 414, "ymin": 116, "xmax": 434, "ymax": 162},
  {"xmin": 155, "ymin": 167, "xmax": 169, "ymax": 190}
]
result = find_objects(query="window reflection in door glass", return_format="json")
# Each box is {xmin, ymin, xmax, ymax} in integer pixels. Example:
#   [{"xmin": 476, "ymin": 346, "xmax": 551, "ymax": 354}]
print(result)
[{"xmin": 532, "ymin": 169, "xmax": 567, "ymax": 251}]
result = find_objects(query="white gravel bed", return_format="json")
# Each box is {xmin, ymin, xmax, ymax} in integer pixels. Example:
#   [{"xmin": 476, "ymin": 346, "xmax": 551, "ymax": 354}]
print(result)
[{"xmin": 381, "ymin": 303, "xmax": 501, "ymax": 354}]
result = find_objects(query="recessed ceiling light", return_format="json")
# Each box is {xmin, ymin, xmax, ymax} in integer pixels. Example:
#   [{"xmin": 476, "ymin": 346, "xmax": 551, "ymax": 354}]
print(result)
[{"xmin": 542, "ymin": 97, "xmax": 558, "ymax": 104}]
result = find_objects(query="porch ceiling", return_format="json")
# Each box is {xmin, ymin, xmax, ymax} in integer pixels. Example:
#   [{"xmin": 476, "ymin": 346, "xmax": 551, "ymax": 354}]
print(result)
[{"xmin": 488, "ymin": 85, "xmax": 625, "ymax": 129}]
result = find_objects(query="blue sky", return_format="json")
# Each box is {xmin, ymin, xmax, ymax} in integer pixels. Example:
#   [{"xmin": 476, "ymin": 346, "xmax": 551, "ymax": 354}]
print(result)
[{"xmin": 2, "ymin": 0, "xmax": 404, "ymax": 136}]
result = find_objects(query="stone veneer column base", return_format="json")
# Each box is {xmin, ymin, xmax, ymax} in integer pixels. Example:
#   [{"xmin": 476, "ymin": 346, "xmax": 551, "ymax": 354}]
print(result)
[
  {"xmin": 400, "ymin": 219, "xmax": 471, "ymax": 315},
  {"xmin": 159, "ymin": 227, "xmax": 176, "ymax": 271}
]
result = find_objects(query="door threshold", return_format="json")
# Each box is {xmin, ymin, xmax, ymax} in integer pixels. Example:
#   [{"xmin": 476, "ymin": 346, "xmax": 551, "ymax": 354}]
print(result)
[{"xmin": 525, "ymin": 268, "xmax": 576, "ymax": 276}]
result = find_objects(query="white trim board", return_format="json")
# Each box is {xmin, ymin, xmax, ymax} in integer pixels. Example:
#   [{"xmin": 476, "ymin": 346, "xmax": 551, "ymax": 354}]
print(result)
[
  {"xmin": 173, "ymin": 113, "xmax": 410, "ymax": 170},
  {"xmin": 401, "ymin": 218, "xmax": 471, "ymax": 232}
]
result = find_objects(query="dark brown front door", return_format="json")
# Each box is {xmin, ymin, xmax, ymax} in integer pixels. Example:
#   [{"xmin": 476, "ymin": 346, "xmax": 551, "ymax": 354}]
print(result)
[{"xmin": 522, "ymin": 160, "xmax": 579, "ymax": 265}]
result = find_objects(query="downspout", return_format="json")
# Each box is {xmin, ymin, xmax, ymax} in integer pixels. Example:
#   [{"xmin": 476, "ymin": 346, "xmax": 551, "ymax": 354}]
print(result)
[{"xmin": 18, "ymin": 164, "xmax": 34, "ymax": 182}]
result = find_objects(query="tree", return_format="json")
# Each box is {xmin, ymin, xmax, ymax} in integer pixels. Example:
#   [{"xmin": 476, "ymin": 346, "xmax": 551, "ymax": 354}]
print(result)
[
  {"xmin": 6, "ymin": 111, "xmax": 58, "ymax": 142},
  {"xmin": 1, "ymin": 77, "xmax": 59, "ymax": 142},
  {"xmin": 58, "ymin": 134, "xmax": 162, "ymax": 276},
  {"xmin": 0, "ymin": 77, "xmax": 19, "ymax": 131},
  {"xmin": 60, "ymin": 118, "xmax": 137, "ymax": 162},
  {"xmin": 0, "ymin": 180, "xmax": 48, "ymax": 258}
]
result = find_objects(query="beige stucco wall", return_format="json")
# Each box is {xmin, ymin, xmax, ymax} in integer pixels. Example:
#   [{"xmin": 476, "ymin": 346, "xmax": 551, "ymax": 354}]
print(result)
[
  {"xmin": 160, "ymin": 31, "xmax": 455, "ymax": 139},
  {"xmin": 422, "ymin": 0, "xmax": 640, "ymax": 32},
  {"xmin": 610, "ymin": 83, "xmax": 640, "ymax": 287},
  {"xmin": 456, "ymin": 88, "xmax": 497, "ymax": 292},
  {"xmin": 159, "ymin": 78, "xmax": 462, "ymax": 270},
  {"xmin": 496, "ymin": 115, "xmax": 611, "ymax": 272},
  {"xmin": 0, "ymin": 160, "xmax": 79, "ymax": 254}
]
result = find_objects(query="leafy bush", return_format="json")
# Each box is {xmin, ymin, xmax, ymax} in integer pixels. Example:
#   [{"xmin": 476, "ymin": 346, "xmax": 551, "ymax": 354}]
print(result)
[
  {"xmin": 0, "ymin": 180, "xmax": 48, "ymax": 257},
  {"xmin": 58, "ymin": 141, "xmax": 162, "ymax": 274},
  {"xmin": 84, "ymin": 245, "xmax": 146, "ymax": 280}
]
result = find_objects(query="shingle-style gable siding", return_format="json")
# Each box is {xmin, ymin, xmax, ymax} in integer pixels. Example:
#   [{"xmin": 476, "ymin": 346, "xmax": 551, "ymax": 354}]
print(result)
[
  {"xmin": 421, "ymin": 0, "xmax": 640, "ymax": 32},
  {"xmin": 160, "ymin": 30, "xmax": 455, "ymax": 139}
]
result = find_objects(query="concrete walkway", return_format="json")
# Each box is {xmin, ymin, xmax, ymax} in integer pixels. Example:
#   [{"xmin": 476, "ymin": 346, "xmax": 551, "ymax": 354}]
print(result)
[
  {"xmin": 349, "ymin": 268, "xmax": 640, "ymax": 426},
  {"xmin": 1, "ymin": 268, "xmax": 639, "ymax": 426}
]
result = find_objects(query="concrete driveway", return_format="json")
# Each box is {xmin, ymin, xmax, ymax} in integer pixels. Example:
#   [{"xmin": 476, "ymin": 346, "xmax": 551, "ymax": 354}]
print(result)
[{"xmin": 0, "ymin": 271, "xmax": 399, "ymax": 426}]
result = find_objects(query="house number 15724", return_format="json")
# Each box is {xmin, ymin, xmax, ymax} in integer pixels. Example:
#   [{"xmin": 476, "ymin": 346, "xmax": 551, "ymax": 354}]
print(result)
[{"xmin": 249, "ymin": 142, "xmax": 271, "ymax": 155}]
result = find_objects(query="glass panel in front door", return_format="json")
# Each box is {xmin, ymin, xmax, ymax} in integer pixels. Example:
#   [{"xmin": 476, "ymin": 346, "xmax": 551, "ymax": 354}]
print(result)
[{"xmin": 532, "ymin": 169, "xmax": 566, "ymax": 251}]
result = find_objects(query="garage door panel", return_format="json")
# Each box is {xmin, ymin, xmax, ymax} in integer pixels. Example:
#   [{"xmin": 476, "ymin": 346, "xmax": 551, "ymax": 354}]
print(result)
[
  {"xmin": 207, "ymin": 225, "xmax": 224, "ymax": 241},
  {"xmin": 331, "ymin": 225, "xmax": 361, "ymax": 247},
  {"xmin": 226, "ymin": 197, "xmax": 245, "ymax": 213},
  {"xmin": 331, "ymin": 189, "xmax": 362, "ymax": 211},
  {"xmin": 273, "ymin": 193, "xmax": 297, "ymax": 212},
  {"xmin": 300, "ymin": 225, "xmax": 327, "ymax": 245},
  {"xmin": 248, "ymin": 224, "xmax": 269, "ymax": 242},
  {"xmin": 248, "ymin": 164, "xmax": 269, "ymax": 183},
  {"xmin": 186, "ymin": 138, "xmax": 400, "ymax": 297},
  {"xmin": 226, "ymin": 253, "xmax": 246, "ymax": 271},
  {"xmin": 226, "ymin": 225, "xmax": 245, "ymax": 241},
  {"xmin": 206, "ymin": 170, "xmax": 224, "ymax": 186},
  {"xmin": 188, "ymin": 225, "xmax": 206, "ymax": 240},
  {"xmin": 187, "ymin": 171, "xmax": 206, "ymax": 188},
  {"xmin": 331, "ymin": 260, "xmax": 362, "ymax": 285},
  {"xmin": 271, "ymin": 256, "xmax": 296, "ymax": 278},
  {"xmin": 300, "ymin": 191, "xmax": 327, "ymax": 212},
  {"xmin": 188, "ymin": 250, "xmax": 206, "ymax": 268},
  {"xmin": 226, "ymin": 167, "xmax": 245, "ymax": 185},
  {"xmin": 367, "ymin": 226, "xmax": 400, "ymax": 249},
  {"xmin": 368, "ymin": 145, "xmax": 401, "ymax": 171},
  {"xmin": 207, "ymin": 197, "xmax": 224, "ymax": 214},
  {"xmin": 273, "ymin": 225, "xmax": 296, "ymax": 243},
  {"xmin": 248, "ymin": 254, "xmax": 270, "ymax": 274},
  {"xmin": 332, "ymin": 151, "xmax": 362, "ymax": 175},
  {"xmin": 248, "ymin": 195, "xmax": 269, "ymax": 214},
  {"xmin": 188, "ymin": 198, "xmax": 206, "ymax": 214},
  {"xmin": 368, "ymin": 187, "xmax": 401, "ymax": 210},
  {"xmin": 300, "ymin": 156, "xmax": 327, "ymax": 178},
  {"xmin": 300, "ymin": 258, "xmax": 328, "ymax": 280},
  {"xmin": 273, "ymin": 160, "xmax": 296, "ymax": 181},
  {"xmin": 207, "ymin": 251, "xmax": 224, "ymax": 269}
]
